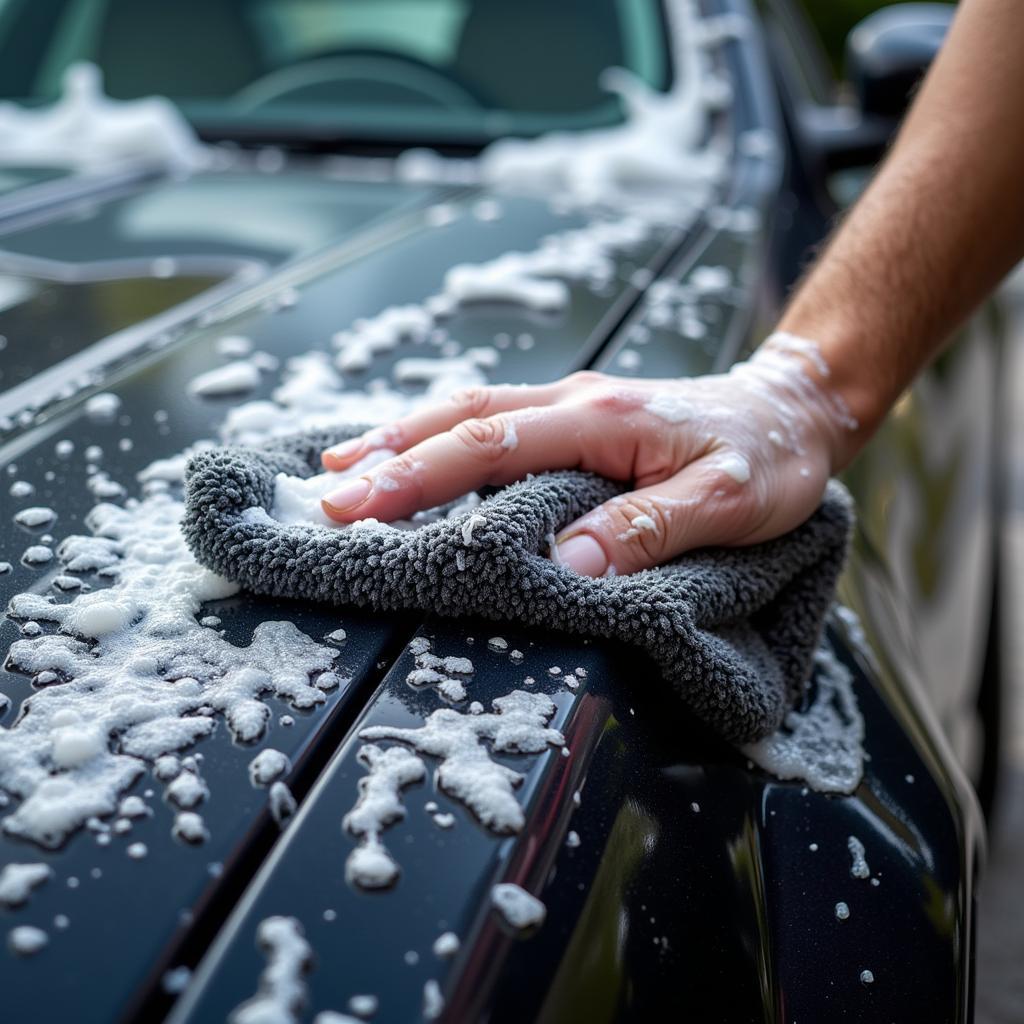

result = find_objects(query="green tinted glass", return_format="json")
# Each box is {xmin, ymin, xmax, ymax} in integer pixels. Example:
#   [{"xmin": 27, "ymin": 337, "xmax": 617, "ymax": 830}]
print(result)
[{"xmin": 0, "ymin": 0, "xmax": 672, "ymax": 145}]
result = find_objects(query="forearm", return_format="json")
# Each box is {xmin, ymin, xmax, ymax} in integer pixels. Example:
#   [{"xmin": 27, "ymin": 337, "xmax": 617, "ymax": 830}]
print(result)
[{"xmin": 775, "ymin": 0, "xmax": 1024, "ymax": 468}]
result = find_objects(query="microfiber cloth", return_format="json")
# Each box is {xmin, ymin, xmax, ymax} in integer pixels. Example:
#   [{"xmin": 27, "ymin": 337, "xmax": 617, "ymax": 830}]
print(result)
[{"xmin": 182, "ymin": 425, "xmax": 854, "ymax": 743}]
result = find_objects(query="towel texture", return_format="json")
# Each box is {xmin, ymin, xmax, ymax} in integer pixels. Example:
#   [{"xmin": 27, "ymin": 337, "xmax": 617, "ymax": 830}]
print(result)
[{"xmin": 182, "ymin": 425, "xmax": 853, "ymax": 743}]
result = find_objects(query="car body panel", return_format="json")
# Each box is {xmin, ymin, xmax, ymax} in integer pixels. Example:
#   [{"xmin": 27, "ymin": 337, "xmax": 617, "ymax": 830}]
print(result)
[
  {"xmin": 0, "ymin": 148, "xmax": 699, "ymax": 1024},
  {"xmin": 0, "ymin": 1, "xmax": 989, "ymax": 1022},
  {"xmin": 169, "ymin": 617, "xmax": 977, "ymax": 1024}
]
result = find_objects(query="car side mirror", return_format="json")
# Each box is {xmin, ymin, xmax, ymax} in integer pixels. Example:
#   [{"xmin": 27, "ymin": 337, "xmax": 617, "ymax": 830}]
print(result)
[
  {"xmin": 845, "ymin": 3, "xmax": 954, "ymax": 120},
  {"xmin": 797, "ymin": 2, "xmax": 953, "ymax": 179}
]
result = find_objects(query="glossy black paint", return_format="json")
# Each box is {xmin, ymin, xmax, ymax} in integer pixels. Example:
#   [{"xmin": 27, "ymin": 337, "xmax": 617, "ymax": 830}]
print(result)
[
  {"xmin": 172, "ymin": 618, "xmax": 975, "ymax": 1023},
  {"xmin": 0, "ymin": 145, "xmax": 698, "ymax": 1024},
  {"xmin": 0, "ymin": 1, "xmax": 989, "ymax": 1021}
]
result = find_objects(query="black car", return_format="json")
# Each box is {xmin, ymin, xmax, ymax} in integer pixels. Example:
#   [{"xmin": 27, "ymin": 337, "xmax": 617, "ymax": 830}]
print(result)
[{"xmin": 0, "ymin": 1, "xmax": 995, "ymax": 1021}]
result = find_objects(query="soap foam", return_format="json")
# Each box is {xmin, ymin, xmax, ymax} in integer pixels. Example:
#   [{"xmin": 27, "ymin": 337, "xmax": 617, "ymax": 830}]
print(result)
[
  {"xmin": 3, "ymin": 496, "xmax": 338, "ymax": 848},
  {"xmin": 360, "ymin": 690, "xmax": 563, "ymax": 834},
  {"xmin": 229, "ymin": 916, "xmax": 311, "ymax": 1024},
  {"xmin": 744, "ymin": 644, "xmax": 864, "ymax": 794},
  {"xmin": 343, "ymin": 744, "xmax": 426, "ymax": 890},
  {"xmin": 491, "ymin": 882, "xmax": 546, "ymax": 930},
  {"xmin": 0, "ymin": 862, "xmax": 52, "ymax": 907},
  {"xmin": 478, "ymin": 0, "xmax": 735, "ymax": 216},
  {"xmin": 0, "ymin": 63, "xmax": 207, "ymax": 173},
  {"xmin": 188, "ymin": 360, "xmax": 263, "ymax": 398}
]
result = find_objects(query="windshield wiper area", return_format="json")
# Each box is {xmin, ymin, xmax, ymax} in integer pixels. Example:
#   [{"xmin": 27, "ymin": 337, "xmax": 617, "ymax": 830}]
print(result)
[{"xmin": 194, "ymin": 120, "xmax": 493, "ymax": 158}]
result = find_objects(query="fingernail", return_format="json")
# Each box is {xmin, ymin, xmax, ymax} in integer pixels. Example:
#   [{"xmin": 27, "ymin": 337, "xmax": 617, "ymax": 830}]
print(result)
[
  {"xmin": 323, "ymin": 477, "xmax": 372, "ymax": 511},
  {"xmin": 555, "ymin": 534, "xmax": 609, "ymax": 577},
  {"xmin": 326, "ymin": 438, "xmax": 364, "ymax": 460}
]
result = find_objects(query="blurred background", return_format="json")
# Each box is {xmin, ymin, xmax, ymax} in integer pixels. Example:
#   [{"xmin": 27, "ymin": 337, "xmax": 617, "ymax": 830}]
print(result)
[{"xmin": 798, "ymin": 0, "xmax": 888, "ymax": 70}]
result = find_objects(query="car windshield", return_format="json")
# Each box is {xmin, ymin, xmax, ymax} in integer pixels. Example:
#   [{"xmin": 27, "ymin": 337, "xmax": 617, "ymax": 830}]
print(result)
[{"xmin": 0, "ymin": 0, "xmax": 672, "ymax": 148}]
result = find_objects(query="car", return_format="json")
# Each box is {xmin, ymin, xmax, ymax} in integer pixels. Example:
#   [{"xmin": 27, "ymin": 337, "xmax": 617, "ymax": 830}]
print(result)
[{"xmin": 0, "ymin": 0, "xmax": 995, "ymax": 1021}]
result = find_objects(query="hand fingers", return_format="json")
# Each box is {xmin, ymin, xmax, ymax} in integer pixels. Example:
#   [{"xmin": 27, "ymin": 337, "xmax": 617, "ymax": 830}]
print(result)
[
  {"xmin": 320, "ymin": 405, "xmax": 639, "ymax": 524},
  {"xmin": 553, "ymin": 454, "xmax": 773, "ymax": 576},
  {"xmin": 321, "ymin": 383, "xmax": 564, "ymax": 470}
]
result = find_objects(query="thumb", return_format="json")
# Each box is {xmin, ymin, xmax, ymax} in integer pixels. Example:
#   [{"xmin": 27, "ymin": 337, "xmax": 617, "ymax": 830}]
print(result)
[{"xmin": 552, "ymin": 455, "xmax": 760, "ymax": 576}]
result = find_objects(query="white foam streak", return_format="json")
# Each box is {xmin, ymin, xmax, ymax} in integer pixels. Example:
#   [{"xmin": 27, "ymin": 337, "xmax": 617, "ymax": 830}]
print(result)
[{"xmin": 0, "ymin": 63, "xmax": 207, "ymax": 173}]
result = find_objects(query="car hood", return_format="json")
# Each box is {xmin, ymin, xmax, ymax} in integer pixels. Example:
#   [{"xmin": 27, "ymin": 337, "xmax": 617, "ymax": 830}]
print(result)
[
  {"xmin": 0, "ymin": 157, "xmax": 715, "ymax": 432},
  {"xmin": 0, "ymin": 146, "xmax": 746, "ymax": 1020}
]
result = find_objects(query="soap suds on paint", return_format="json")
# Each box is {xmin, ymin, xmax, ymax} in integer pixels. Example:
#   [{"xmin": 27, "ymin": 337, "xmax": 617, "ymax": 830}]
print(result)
[
  {"xmin": 848, "ymin": 835, "xmax": 870, "ymax": 879},
  {"xmin": 360, "ymin": 690, "xmax": 563, "ymax": 834},
  {"xmin": 445, "ymin": 259, "xmax": 569, "ymax": 312},
  {"xmin": 3, "ymin": 495, "xmax": 338, "ymax": 848},
  {"xmin": 332, "ymin": 305, "xmax": 432, "ymax": 373},
  {"xmin": 343, "ymin": 744, "xmax": 426, "ymax": 889},
  {"xmin": 689, "ymin": 264, "xmax": 732, "ymax": 295},
  {"xmin": 22, "ymin": 545, "xmax": 54, "ymax": 566},
  {"xmin": 0, "ymin": 862, "xmax": 52, "ymax": 907},
  {"xmin": 229, "ymin": 916, "xmax": 311, "ymax": 1024},
  {"xmin": 432, "ymin": 931, "xmax": 460, "ymax": 958},
  {"xmin": 85, "ymin": 393, "xmax": 122, "ymax": 421},
  {"xmin": 14, "ymin": 507, "xmax": 56, "ymax": 528},
  {"xmin": 348, "ymin": 994, "xmax": 378, "ymax": 1017},
  {"xmin": 249, "ymin": 749, "xmax": 292, "ymax": 787},
  {"xmin": 216, "ymin": 335, "xmax": 254, "ymax": 359},
  {"xmin": 617, "ymin": 349, "xmax": 642, "ymax": 371},
  {"xmin": 167, "ymin": 771, "xmax": 208, "ymax": 810},
  {"xmin": 403, "ymin": 637, "xmax": 474, "ymax": 704},
  {"xmin": 8, "ymin": 924, "xmax": 48, "ymax": 956},
  {"xmin": 491, "ymin": 882, "xmax": 546, "ymax": 930},
  {"xmin": 744, "ymin": 644, "xmax": 864, "ymax": 794},
  {"xmin": 173, "ymin": 811, "xmax": 209, "ymax": 844},
  {"xmin": 188, "ymin": 360, "xmax": 263, "ymax": 398},
  {"xmin": 392, "ymin": 350, "xmax": 498, "ymax": 386},
  {"xmin": 0, "ymin": 63, "xmax": 207, "ymax": 173},
  {"xmin": 423, "ymin": 979, "xmax": 444, "ymax": 1021},
  {"xmin": 162, "ymin": 965, "xmax": 193, "ymax": 994},
  {"xmin": 269, "ymin": 781, "xmax": 297, "ymax": 828}
]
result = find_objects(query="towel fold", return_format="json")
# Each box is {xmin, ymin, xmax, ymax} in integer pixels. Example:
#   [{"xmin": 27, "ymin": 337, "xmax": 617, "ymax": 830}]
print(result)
[{"xmin": 182, "ymin": 425, "xmax": 853, "ymax": 743}]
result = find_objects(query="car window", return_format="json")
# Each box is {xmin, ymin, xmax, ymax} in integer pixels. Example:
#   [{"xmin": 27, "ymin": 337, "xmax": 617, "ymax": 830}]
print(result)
[{"xmin": 0, "ymin": 0, "xmax": 672, "ymax": 146}]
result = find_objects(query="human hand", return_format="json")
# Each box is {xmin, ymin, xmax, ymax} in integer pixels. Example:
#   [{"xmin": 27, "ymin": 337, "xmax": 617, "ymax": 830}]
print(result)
[{"xmin": 319, "ymin": 334, "xmax": 859, "ymax": 576}]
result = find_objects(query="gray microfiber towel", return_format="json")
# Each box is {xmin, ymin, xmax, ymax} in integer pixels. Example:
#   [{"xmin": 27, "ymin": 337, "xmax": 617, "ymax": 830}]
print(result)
[{"xmin": 182, "ymin": 425, "xmax": 854, "ymax": 743}]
